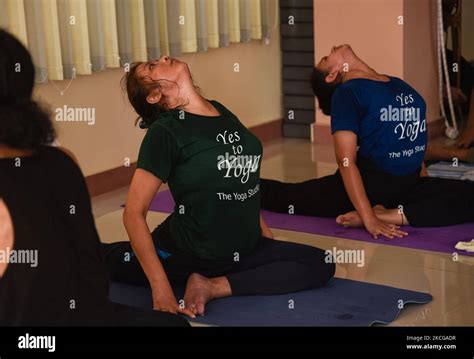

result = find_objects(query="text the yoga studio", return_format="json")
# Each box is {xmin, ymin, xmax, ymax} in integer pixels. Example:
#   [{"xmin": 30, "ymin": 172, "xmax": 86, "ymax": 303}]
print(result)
[
  {"xmin": 217, "ymin": 183, "xmax": 260, "ymax": 202},
  {"xmin": 55, "ymin": 105, "xmax": 96, "ymax": 126},
  {"xmin": 325, "ymin": 247, "xmax": 365, "ymax": 268},
  {"xmin": 0, "ymin": 247, "xmax": 38, "ymax": 268}
]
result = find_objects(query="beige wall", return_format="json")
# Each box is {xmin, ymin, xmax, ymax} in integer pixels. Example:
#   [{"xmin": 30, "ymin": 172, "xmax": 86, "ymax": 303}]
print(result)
[
  {"xmin": 403, "ymin": 0, "xmax": 439, "ymax": 124},
  {"xmin": 34, "ymin": 34, "xmax": 282, "ymax": 177},
  {"xmin": 313, "ymin": 0, "xmax": 439, "ymax": 126}
]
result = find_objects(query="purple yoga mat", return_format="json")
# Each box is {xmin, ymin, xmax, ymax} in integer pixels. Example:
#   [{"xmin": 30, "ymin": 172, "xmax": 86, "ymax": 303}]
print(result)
[{"xmin": 148, "ymin": 190, "xmax": 474, "ymax": 257}]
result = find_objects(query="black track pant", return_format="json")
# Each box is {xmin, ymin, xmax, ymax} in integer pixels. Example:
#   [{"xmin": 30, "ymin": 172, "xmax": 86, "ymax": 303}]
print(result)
[
  {"xmin": 108, "ymin": 302, "xmax": 190, "ymax": 327},
  {"xmin": 260, "ymin": 157, "xmax": 474, "ymax": 227},
  {"xmin": 103, "ymin": 217, "xmax": 335, "ymax": 296}
]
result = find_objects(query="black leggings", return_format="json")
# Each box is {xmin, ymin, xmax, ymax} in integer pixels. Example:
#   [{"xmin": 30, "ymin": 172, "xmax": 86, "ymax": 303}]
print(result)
[
  {"xmin": 260, "ymin": 158, "xmax": 474, "ymax": 227},
  {"xmin": 107, "ymin": 302, "xmax": 190, "ymax": 327},
  {"xmin": 103, "ymin": 217, "xmax": 335, "ymax": 296}
]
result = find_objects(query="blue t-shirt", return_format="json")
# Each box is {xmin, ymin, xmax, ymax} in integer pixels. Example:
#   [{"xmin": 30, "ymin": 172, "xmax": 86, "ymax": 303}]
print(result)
[{"xmin": 330, "ymin": 77, "xmax": 427, "ymax": 176}]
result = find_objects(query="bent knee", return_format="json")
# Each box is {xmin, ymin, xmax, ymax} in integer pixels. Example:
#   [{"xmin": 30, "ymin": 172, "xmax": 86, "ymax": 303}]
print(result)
[
  {"xmin": 304, "ymin": 246, "xmax": 336, "ymax": 286},
  {"xmin": 322, "ymin": 260, "xmax": 336, "ymax": 283}
]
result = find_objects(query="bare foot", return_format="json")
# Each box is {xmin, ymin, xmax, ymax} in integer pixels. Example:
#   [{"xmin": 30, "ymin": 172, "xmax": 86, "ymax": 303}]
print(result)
[
  {"xmin": 373, "ymin": 204, "xmax": 387, "ymax": 213},
  {"xmin": 183, "ymin": 273, "xmax": 231, "ymax": 316},
  {"xmin": 457, "ymin": 127, "xmax": 474, "ymax": 148},
  {"xmin": 336, "ymin": 205, "xmax": 386, "ymax": 228},
  {"xmin": 183, "ymin": 273, "xmax": 214, "ymax": 316},
  {"xmin": 425, "ymin": 144, "xmax": 469, "ymax": 162},
  {"xmin": 336, "ymin": 211, "xmax": 363, "ymax": 228}
]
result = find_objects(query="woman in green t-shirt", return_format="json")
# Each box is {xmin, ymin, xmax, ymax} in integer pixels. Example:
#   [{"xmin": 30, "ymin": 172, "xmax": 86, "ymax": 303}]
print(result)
[{"xmin": 103, "ymin": 56, "xmax": 335, "ymax": 319}]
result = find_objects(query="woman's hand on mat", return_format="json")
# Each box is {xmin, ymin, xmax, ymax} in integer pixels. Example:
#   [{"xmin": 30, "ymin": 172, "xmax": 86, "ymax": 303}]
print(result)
[
  {"xmin": 363, "ymin": 216, "xmax": 407, "ymax": 239},
  {"xmin": 152, "ymin": 287, "xmax": 196, "ymax": 319}
]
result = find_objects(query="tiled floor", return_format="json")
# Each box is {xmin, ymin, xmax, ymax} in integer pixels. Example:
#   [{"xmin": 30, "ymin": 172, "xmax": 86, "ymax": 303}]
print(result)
[{"xmin": 93, "ymin": 138, "xmax": 474, "ymax": 326}]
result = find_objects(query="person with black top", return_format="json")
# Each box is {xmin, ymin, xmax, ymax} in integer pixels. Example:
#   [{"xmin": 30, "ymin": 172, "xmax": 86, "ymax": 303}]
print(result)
[
  {"xmin": 102, "ymin": 55, "xmax": 336, "ymax": 319},
  {"xmin": 424, "ymin": 49, "xmax": 474, "ymax": 163},
  {"xmin": 260, "ymin": 44, "xmax": 474, "ymax": 239},
  {"xmin": 0, "ymin": 29, "xmax": 188, "ymax": 327}
]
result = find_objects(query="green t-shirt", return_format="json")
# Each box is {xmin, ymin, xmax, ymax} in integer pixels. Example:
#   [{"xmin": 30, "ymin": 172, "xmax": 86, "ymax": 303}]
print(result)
[{"xmin": 137, "ymin": 100, "xmax": 263, "ymax": 260}]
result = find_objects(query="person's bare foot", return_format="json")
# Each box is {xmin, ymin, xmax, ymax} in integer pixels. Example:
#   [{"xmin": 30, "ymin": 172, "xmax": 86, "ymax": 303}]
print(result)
[
  {"xmin": 336, "ymin": 205, "xmax": 386, "ymax": 228},
  {"xmin": 183, "ymin": 273, "xmax": 213, "ymax": 316},
  {"xmin": 183, "ymin": 273, "xmax": 231, "ymax": 316},
  {"xmin": 457, "ymin": 127, "xmax": 474, "ymax": 148},
  {"xmin": 425, "ymin": 144, "xmax": 469, "ymax": 162},
  {"xmin": 336, "ymin": 211, "xmax": 362, "ymax": 227},
  {"xmin": 373, "ymin": 204, "xmax": 386, "ymax": 213}
]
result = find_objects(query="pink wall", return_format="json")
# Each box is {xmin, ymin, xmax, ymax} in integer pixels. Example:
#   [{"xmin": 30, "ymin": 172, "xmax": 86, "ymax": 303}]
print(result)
[{"xmin": 403, "ymin": 0, "xmax": 439, "ymax": 124}]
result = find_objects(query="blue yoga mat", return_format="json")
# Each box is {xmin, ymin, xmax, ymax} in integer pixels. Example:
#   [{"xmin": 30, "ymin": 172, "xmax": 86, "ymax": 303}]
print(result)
[{"xmin": 109, "ymin": 279, "xmax": 432, "ymax": 326}]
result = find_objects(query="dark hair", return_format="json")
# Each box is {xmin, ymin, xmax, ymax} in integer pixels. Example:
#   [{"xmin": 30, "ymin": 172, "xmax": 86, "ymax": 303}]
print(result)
[
  {"xmin": 0, "ymin": 30, "xmax": 55, "ymax": 149},
  {"xmin": 310, "ymin": 68, "xmax": 341, "ymax": 116},
  {"xmin": 121, "ymin": 63, "xmax": 168, "ymax": 129},
  {"xmin": 122, "ymin": 62, "xmax": 201, "ymax": 129}
]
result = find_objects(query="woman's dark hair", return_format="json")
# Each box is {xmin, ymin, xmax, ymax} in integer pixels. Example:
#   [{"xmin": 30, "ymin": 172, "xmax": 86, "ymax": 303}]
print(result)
[
  {"xmin": 122, "ymin": 62, "xmax": 200, "ymax": 129},
  {"xmin": 0, "ymin": 30, "xmax": 55, "ymax": 149},
  {"xmin": 310, "ymin": 68, "xmax": 341, "ymax": 116},
  {"xmin": 122, "ymin": 63, "xmax": 168, "ymax": 129}
]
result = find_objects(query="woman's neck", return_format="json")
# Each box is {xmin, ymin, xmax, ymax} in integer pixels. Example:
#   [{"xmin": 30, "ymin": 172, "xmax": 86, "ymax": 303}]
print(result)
[
  {"xmin": 341, "ymin": 58, "xmax": 388, "ymax": 83},
  {"xmin": 180, "ymin": 91, "xmax": 220, "ymax": 116},
  {"xmin": 168, "ymin": 76, "xmax": 221, "ymax": 117}
]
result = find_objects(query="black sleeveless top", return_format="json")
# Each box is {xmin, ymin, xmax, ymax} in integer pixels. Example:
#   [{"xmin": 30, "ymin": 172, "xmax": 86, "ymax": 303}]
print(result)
[{"xmin": 0, "ymin": 146, "xmax": 111, "ymax": 325}]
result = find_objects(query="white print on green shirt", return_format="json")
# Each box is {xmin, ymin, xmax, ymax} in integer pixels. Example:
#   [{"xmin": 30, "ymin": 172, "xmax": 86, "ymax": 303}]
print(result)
[
  {"xmin": 217, "ymin": 184, "xmax": 260, "ymax": 201},
  {"xmin": 215, "ymin": 130, "xmax": 261, "ymax": 184}
]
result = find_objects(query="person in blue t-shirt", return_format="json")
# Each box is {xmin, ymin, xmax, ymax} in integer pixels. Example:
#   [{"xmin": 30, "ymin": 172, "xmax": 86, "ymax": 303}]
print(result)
[
  {"xmin": 261, "ymin": 44, "xmax": 474, "ymax": 239},
  {"xmin": 330, "ymin": 70, "xmax": 427, "ymax": 177}
]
